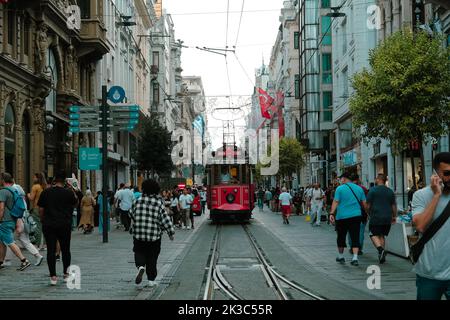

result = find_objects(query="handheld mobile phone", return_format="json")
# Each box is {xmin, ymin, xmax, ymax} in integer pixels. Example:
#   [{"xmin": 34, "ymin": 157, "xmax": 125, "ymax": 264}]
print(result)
[{"xmin": 433, "ymin": 169, "xmax": 444, "ymax": 190}]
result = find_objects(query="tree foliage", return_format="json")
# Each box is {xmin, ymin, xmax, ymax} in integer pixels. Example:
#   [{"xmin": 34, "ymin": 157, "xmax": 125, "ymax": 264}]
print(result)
[
  {"xmin": 279, "ymin": 137, "xmax": 306, "ymax": 178},
  {"xmin": 134, "ymin": 117, "xmax": 174, "ymax": 177},
  {"xmin": 256, "ymin": 137, "xmax": 306, "ymax": 180},
  {"xmin": 350, "ymin": 29, "xmax": 450, "ymax": 153}
]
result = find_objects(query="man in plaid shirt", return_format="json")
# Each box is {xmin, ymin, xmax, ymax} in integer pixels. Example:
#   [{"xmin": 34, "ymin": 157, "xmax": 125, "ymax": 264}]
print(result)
[{"xmin": 130, "ymin": 179, "xmax": 174, "ymax": 288}]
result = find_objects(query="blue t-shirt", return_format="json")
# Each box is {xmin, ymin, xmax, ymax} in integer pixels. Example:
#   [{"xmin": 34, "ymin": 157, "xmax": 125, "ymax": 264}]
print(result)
[{"xmin": 334, "ymin": 182, "xmax": 366, "ymax": 220}]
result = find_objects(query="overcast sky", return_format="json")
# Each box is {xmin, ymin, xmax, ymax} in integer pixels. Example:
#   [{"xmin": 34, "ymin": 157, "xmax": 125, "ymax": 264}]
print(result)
[{"xmin": 164, "ymin": 0, "xmax": 285, "ymax": 149}]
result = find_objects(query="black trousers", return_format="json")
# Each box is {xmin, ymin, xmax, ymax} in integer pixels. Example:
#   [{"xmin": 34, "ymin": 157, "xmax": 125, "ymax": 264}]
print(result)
[
  {"xmin": 118, "ymin": 208, "xmax": 131, "ymax": 230},
  {"xmin": 133, "ymin": 238, "xmax": 161, "ymax": 281},
  {"xmin": 43, "ymin": 224, "xmax": 72, "ymax": 277},
  {"xmin": 171, "ymin": 206, "xmax": 180, "ymax": 225},
  {"xmin": 335, "ymin": 216, "xmax": 361, "ymax": 248}
]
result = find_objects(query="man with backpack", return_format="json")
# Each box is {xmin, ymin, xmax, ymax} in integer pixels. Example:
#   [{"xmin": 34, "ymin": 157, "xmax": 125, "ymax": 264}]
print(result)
[
  {"xmin": 0, "ymin": 173, "xmax": 31, "ymax": 271},
  {"xmin": 4, "ymin": 180, "xmax": 44, "ymax": 267}
]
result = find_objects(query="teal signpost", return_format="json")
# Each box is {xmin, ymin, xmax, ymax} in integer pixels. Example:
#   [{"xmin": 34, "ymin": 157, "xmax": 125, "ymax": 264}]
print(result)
[
  {"xmin": 68, "ymin": 85, "xmax": 139, "ymax": 243},
  {"xmin": 78, "ymin": 148, "xmax": 102, "ymax": 170}
]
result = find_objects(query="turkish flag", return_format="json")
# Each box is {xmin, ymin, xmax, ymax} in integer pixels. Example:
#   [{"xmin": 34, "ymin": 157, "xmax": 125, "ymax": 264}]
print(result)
[{"xmin": 258, "ymin": 88, "xmax": 274, "ymax": 119}]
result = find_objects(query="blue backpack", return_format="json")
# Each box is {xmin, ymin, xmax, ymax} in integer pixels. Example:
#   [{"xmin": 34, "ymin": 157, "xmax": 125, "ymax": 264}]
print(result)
[{"xmin": 4, "ymin": 187, "xmax": 27, "ymax": 219}]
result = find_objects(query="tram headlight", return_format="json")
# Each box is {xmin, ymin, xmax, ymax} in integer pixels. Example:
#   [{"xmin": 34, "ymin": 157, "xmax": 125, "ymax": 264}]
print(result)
[{"xmin": 226, "ymin": 193, "xmax": 235, "ymax": 204}]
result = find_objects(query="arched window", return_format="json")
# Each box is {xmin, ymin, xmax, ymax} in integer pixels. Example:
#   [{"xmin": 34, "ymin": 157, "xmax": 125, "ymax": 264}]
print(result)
[
  {"xmin": 45, "ymin": 49, "xmax": 57, "ymax": 112},
  {"xmin": 5, "ymin": 104, "xmax": 16, "ymax": 175}
]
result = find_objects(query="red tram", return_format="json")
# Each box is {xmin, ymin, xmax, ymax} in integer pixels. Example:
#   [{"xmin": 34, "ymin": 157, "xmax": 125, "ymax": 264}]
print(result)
[{"xmin": 206, "ymin": 145, "xmax": 255, "ymax": 222}]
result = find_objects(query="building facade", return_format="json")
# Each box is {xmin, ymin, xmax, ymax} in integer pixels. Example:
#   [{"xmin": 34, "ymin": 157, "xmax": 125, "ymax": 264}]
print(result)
[
  {"xmin": 0, "ymin": 0, "xmax": 108, "ymax": 193},
  {"xmin": 365, "ymin": 0, "xmax": 446, "ymax": 209},
  {"xmin": 150, "ymin": 11, "xmax": 182, "ymax": 132},
  {"xmin": 297, "ymin": 0, "xmax": 333, "ymax": 187},
  {"xmin": 331, "ymin": 0, "xmax": 377, "ymax": 189}
]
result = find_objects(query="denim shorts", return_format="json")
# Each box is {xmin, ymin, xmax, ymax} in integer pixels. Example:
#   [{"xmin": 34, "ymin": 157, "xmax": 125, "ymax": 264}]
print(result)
[{"xmin": 0, "ymin": 220, "xmax": 16, "ymax": 245}]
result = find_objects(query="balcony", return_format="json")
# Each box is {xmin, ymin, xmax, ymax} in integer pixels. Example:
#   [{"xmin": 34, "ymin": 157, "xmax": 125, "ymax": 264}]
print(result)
[{"xmin": 78, "ymin": 19, "xmax": 109, "ymax": 61}]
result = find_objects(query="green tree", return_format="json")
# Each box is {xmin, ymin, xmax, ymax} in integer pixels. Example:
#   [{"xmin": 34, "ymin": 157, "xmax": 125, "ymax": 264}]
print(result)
[
  {"xmin": 279, "ymin": 137, "xmax": 306, "ymax": 186},
  {"xmin": 134, "ymin": 117, "xmax": 174, "ymax": 178},
  {"xmin": 257, "ymin": 137, "xmax": 306, "ymax": 187},
  {"xmin": 350, "ymin": 29, "xmax": 450, "ymax": 186}
]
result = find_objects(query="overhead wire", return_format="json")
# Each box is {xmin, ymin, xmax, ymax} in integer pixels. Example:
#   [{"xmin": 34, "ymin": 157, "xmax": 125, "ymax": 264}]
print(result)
[{"xmin": 234, "ymin": 0, "xmax": 246, "ymax": 48}]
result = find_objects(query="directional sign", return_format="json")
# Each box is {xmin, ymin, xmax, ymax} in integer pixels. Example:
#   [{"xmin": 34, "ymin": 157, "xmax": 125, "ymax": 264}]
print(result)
[
  {"xmin": 109, "ymin": 111, "xmax": 139, "ymax": 119},
  {"xmin": 79, "ymin": 147, "xmax": 102, "ymax": 170},
  {"xmin": 108, "ymin": 86, "xmax": 126, "ymax": 104},
  {"xmin": 69, "ymin": 103, "xmax": 139, "ymax": 133},
  {"xmin": 110, "ymin": 119, "xmax": 139, "ymax": 126},
  {"xmin": 112, "ymin": 105, "xmax": 139, "ymax": 112},
  {"xmin": 70, "ymin": 105, "xmax": 100, "ymax": 113}
]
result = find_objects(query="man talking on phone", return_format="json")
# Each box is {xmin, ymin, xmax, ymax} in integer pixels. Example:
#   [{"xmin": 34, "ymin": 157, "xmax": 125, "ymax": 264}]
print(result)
[{"xmin": 411, "ymin": 152, "xmax": 450, "ymax": 300}]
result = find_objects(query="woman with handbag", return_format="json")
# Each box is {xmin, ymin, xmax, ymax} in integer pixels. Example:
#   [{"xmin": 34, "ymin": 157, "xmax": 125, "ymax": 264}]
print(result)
[{"xmin": 329, "ymin": 172, "xmax": 367, "ymax": 266}]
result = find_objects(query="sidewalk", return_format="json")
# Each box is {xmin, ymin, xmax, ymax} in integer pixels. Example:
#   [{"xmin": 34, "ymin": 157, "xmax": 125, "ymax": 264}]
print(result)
[
  {"xmin": 252, "ymin": 205, "xmax": 417, "ymax": 300},
  {"xmin": 0, "ymin": 215, "xmax": 208, "ymax": 300}
]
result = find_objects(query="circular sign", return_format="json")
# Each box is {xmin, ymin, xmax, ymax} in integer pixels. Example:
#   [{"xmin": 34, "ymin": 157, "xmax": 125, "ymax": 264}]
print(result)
[{"xmin": 108, "ymin": 86, "xmax": 126, "ymax": 104}]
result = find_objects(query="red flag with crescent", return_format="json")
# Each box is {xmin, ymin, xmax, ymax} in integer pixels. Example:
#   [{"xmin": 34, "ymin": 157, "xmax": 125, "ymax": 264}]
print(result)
[{"xmin": 258, "ymin": 88, "xmax": 274, "ymax": 119}]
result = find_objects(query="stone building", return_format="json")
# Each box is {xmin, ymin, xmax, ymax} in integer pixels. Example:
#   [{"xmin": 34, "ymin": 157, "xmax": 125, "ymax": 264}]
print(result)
[{"xmin": 0, "ymin": 0, "xmax": 108, "ymax": 192}]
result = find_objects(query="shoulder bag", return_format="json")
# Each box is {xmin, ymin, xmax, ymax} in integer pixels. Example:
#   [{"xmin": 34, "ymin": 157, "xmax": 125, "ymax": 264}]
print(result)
[
  {"xmin": 345, "ymin": 184, "xmax": 368, "ymax": 223},
  {"xmin": 410, "ymin": 199, "xmax": 450, "ymax": 264}
]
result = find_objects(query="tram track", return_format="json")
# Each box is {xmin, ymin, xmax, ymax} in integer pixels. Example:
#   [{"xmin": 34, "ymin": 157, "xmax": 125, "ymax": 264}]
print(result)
[{"xmin": 203, "ymin": 224, "xmax": 327, "ymax": 301}]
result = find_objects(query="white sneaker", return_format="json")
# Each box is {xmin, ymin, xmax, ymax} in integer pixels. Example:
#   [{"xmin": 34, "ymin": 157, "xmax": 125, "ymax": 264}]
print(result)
[
  {"xmin": 50, "ymin": 277, "xmax": 57, "ymax": 286},
  {"xmin": 182, "ymin": 226, "xmax": 187, "ymax": 230},
  {"xmin": 2, "ymin": 261, "xmax": 11, "ymax": 267},
  {"xmin": 147, "ymin": 280, "xmax": 157, "ymax": 287},
  {"xmin": 35, "ymin": 255, "xmax": 44, "ymax": 266},
  {"xmin": 187, "ymin": 226, "xmax": 191, "ymax": 230},
  {"xmin": 135, "ymin": 266, "xmax": 145, "ymax": 284}
]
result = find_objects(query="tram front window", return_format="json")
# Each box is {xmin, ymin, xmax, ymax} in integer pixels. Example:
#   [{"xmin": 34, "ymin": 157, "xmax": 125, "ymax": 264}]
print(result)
[
  {"xmin": 219, "ymin": 165, "xmax": 240, "ymax": 184},
  {"xmin": 221, "ymin": 168, "xmax": 231, "ymax": 183}
]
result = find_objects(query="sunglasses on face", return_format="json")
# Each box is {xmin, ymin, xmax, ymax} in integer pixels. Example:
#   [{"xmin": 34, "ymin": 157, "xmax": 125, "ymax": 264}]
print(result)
[{"xmin": 443, "ymin": 170, "xmax": 450, "ymax": 177}]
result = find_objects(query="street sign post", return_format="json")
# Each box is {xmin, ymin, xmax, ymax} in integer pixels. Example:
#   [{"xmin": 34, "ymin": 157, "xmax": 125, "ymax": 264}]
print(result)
[
  {"xmin": 79, "ymin": 148, "xmax": 102, "ymax": 170},
  {"xmin": 68, "ymin": 87, "xmax": 140, "ymax": 243}
]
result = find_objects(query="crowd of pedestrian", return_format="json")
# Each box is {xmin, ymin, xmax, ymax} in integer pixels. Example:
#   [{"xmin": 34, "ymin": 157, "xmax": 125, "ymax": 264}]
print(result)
[
  {"xmin": 1, "ymin": 153, "xmax": 448, "ymax": 299},
  {"xmin": 253, "ymin": 152, "xmax": 450, "ymax": 300}
]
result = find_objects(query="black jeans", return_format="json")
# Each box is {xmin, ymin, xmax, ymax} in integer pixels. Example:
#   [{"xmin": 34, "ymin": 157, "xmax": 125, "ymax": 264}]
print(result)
[
  {"xmin": 133, "ymin": 238, "xmax": 161, "ymax": 281},
  {"xmin": 201, "ymin": 201, "xmax": 206, "ymax": 214},
  {"xmin": 118, "ymin": 208, "xmax": 131, "ymax": 230},
  {"xmin": 335, "ymin": 216, "xmax": 361, "ymax": 248},
  {"xmin": 43, "ymin": 224, "xmax": 72, "ymax": 277},
  {"xmin": 171, "ymin": 206, "xmax": 180, "ymax": 225},
  {"xmin": 190, "ymin": 209, "xmax": 194, "ymax": 228}
]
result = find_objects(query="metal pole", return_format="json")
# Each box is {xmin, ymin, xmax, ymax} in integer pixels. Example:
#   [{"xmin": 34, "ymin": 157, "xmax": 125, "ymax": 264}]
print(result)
[{"xmin": 102, "ymin": 85, "xmax": 109, "ymax": 243}]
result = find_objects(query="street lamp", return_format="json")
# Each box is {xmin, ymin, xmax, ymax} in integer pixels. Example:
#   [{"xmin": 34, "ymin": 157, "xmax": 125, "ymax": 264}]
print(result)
[
  {"xmin": 116, "ymin": 15, "xmax": 136, "ymax": 27},
  {"xmin": 327, "ymin": 7, "xmax": 346, "ymax": 18}
]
